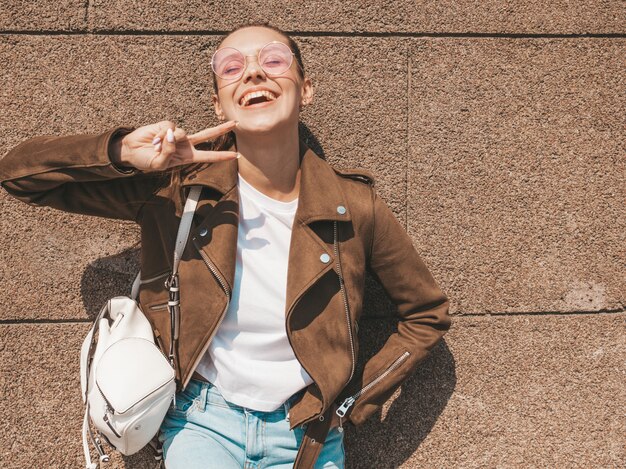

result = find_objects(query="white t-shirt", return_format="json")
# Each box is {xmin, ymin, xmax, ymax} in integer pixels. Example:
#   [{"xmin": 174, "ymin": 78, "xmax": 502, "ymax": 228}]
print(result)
[{"xmin": 195, "ymin": 172, "xmax": 314, "ymax": 411}]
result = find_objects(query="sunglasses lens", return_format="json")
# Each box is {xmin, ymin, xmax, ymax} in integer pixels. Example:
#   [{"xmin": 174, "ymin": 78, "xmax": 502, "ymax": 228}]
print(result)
[
  {"xmin": 212, "ymin": 47, "xmax": 245, "ymax": 79},
  {"xmin": 259, "ymin": 42, "xmax": 293, "ymax": 75},
  {"xmin": 212, "ymin": 43, "xmax": 294, "ymax": 79}
]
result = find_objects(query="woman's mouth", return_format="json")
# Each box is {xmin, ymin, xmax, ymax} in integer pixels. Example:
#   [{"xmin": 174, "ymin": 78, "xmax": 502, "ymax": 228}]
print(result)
[{"xmin": 238, "ymin": 90, "xmax": 279, "ymax": 109}]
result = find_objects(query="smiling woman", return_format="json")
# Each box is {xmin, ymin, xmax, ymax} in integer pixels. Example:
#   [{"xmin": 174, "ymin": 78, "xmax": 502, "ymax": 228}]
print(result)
[
  {"xmin": 207, "ymin": 24, "xmax": 313, "ymax": 200},
  {"xmin": 0, "ymin": 20, "xmax": 451, "ymax": 469},
  {"xmin": 160, "ymin": 23, "xmax": 313, "ymax": 207}
]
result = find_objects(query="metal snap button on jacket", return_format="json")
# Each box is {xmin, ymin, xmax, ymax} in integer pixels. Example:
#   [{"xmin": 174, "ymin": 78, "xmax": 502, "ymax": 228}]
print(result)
[
  {"xmin": 336, "ymin": 205, "xmax": 346, "ymax": 215},
  {"xmin": 320, "ymin": 253, "xmax": 330, "ymax": 263},
  {"xmin": 199, "ymin": 227, "xmax": 208, "ymax": 237}
]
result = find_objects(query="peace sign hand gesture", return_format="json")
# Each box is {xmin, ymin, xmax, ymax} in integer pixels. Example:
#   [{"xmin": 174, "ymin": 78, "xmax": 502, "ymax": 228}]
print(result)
[{"xmin": 110, "ymin": 120, "xmax": 240, "ymax": 172}]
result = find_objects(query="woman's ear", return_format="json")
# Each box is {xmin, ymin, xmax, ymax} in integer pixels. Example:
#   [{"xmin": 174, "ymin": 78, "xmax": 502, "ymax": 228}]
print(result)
[
  {"xmin": 212, "ymin": 93, "xmax": 225, "ymax": 121},
  {"xmin": 300, "ymin": 77, "xmax": 314, "ymax": 109}
]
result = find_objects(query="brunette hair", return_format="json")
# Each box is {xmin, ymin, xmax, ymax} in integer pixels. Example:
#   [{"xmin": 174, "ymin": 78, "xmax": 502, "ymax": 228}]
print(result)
[{"xmin": 166, "ymin": 22, "xmax": 307, "ymax": 199}]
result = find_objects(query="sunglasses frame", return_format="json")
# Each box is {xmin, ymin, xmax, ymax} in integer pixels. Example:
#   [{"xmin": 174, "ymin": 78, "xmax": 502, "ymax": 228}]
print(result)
[{"xmin": 210, "ymin": 41, "xmax": 299, "ymax": 81}]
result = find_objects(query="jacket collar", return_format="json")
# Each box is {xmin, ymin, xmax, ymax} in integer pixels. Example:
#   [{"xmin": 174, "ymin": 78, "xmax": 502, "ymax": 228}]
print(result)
[{"xmin": 181, "ymin": 137, "xmax": 352, "ymax": 223}]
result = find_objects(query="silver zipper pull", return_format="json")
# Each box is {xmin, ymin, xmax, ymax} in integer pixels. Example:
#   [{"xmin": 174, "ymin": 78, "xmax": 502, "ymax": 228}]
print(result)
[
  {"xmin": 103, "ymin": 405, "xmax": 121, "ymax": 438},
  {"xmin": 93, "ymin": 435, "xmax": 109, "ymax": 462},
  {"xmin": 168, "ymin": 355, "xmax": 177, "ymax": 410},
  {"xmin": 337, "ymin": 415, "xmax": 344, "ymax": 433},
  {"xmin": 335, "ymin": 396, "xmax": 356, "ymax": 417}
]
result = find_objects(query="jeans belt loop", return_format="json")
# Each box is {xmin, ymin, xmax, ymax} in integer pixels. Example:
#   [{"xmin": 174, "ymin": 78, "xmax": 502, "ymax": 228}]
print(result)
[
  {"xmin": 199, "ymin": 382, "xmax": 209, "ymax": 412},
  {"xmin": 285, "ymin": 389, "xmax": 301, "ymax": 421}
]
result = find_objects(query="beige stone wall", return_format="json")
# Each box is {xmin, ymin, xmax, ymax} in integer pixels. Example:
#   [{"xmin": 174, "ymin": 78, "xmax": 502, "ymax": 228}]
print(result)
[{"xmin": 1, "ymin": 2, "xmax": 624, "ymax": 468}]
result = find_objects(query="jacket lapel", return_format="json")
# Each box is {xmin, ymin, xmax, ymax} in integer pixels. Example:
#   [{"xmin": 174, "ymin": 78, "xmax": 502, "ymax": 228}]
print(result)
[
  {"xmin": 182, "ymin": 155, "xmax": 239, "ymax": 294},
  {"xmin": 284, "ymin": 141, "xmax": 352, "ymax": 319}
]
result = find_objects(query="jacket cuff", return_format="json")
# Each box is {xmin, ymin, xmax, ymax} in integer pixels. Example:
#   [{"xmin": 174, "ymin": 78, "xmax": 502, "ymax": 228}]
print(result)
[{"xmin": 104, "ymin": 126, "xmax": 138, "ymax": 176}]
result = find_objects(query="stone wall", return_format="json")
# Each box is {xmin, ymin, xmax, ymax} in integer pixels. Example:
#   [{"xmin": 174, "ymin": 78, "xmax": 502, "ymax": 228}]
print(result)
[{"xmin": 1, "ymin": 2, "xmax": 624, "ymax": 467}]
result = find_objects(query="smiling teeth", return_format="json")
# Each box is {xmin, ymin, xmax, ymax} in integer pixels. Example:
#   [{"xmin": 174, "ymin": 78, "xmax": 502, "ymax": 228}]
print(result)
[{"xmin": 240, "ymin": 90, "xmax": 277, "ymax": 106}]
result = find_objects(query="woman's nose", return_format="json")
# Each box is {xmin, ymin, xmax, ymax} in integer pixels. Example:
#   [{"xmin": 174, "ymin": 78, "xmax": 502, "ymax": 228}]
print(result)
[{"xmin": 241, "ymin": 55, "xmax": 267, "ymax": 82}]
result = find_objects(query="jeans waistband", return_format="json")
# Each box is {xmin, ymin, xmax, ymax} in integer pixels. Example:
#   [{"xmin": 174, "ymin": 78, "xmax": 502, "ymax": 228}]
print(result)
[{"xmin": 187, "ymin": 377, "xmax": 307, "ymax": 416}]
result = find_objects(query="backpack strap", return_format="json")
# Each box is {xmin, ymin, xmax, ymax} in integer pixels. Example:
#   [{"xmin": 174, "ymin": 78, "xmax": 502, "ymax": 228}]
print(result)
[
  {"xmin": 165, "ymin": 186, "xmax": 202, "ymax": 382},
  {"xmin": 129, "ymin": 185, "xmax": 202, "ymax": 301},
  {"xmin": 130, "ymin": 271, "xmax": 141, "ymax": 301}
]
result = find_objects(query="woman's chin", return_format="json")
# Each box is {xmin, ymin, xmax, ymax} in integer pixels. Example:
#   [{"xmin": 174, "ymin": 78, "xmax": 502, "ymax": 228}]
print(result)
[{"xmin": 234, "ymin": 116, "xmax": 290, "ymax": 135}]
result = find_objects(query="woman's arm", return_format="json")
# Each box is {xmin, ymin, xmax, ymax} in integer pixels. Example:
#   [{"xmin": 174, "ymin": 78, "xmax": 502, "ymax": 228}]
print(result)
[
  {"xmin": 0, "ymin": 121, "xmax": 239, "ymax": 222},
  {"xmin": 341, "ymin": 188, "xmax": 452, "ymax": 426},
  {"xmin": 0, "ymin": 126, "xmax": 168, "ymax": 221}
]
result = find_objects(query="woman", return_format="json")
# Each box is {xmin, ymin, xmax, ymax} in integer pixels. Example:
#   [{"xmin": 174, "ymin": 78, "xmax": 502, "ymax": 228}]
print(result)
[{"xmin": 0, "ymin": 22, "xmax": 451, "ymax": 469}]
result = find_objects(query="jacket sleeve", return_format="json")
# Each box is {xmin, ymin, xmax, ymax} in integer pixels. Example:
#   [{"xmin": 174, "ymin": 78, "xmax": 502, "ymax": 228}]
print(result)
[
  {"xmin": 0, "ymin": 126, "xmax": 168, "ymax": 222},
  {"xmin": 342, "ymin": 187, "xmax": 452, "ymax": 426}
]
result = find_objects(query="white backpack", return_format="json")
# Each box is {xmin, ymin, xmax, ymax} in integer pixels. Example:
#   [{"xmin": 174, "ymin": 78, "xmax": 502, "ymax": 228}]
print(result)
[{"xmin": 79, "ymin": 186, "xmax": 201, "ymax": 468}]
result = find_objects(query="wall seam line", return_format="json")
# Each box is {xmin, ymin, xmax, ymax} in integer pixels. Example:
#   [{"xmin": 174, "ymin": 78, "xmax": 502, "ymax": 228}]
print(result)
[
  {"xmin": 2, "ymin": 309, "xmax": 624, "ymax": 326},
  {"xmin": 1, "ymin": 31, "xmax": 625, "ymax": 38},
  {"xmin": 405, "ymin": 39, "xmax": 410, "ymax": 231},
  {"xmin": 355, "ymin": 309, "xmax": 626, "ymax": 321}
]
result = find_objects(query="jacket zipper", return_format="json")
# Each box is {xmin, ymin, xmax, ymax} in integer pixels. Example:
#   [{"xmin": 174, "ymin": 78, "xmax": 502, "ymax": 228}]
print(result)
[
  {"xmin": 98, "ymin": 389, "xmax": 122, "ymax": 438},
  {"xmin": 184, "ymin": 239, "xmax": 232, "ymax": 390},
  {"xmin": 335, "ymin": 350, "xmax": 410, "ymax": 421},
  {"xmin": 333, "ymin": 220, "xmax": 356, "ymax": 383},
  {"xmin": 283, "ymin": 220, "xmax": 355, "ymax": 430}
]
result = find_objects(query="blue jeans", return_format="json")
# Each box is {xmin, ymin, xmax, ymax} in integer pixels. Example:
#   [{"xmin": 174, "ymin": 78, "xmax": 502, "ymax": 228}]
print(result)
[{"xmin": 158, "ymin": 379, "xmax": 345, "ymax": 468}]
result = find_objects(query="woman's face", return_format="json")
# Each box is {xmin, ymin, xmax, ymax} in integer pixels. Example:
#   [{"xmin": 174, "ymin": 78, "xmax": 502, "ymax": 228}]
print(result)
[{"xmin": 211, "ymin": 27, "xmax": 313, "ymax": 135}]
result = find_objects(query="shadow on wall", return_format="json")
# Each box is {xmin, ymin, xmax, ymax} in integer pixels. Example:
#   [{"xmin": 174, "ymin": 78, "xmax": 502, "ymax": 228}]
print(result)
[
  {"xmin": 345, "ymin": 320, "xmax": 455, "ymax": 468},
  {"xmin": 80, "ymin": 245, "xmax": 141, "ymax": 319}
]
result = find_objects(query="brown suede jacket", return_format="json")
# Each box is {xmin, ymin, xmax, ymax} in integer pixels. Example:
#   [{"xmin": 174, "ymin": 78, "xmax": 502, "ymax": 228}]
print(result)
[{"xmin": 0, "ymin": 126, "xmax": 452, "ymax": 467}]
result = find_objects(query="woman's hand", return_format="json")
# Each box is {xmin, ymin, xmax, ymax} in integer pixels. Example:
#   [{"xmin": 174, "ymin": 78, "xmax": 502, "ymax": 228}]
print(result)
[{"xmin": 110, "ymin": 120, "xmax": 240, "ymax": 172}]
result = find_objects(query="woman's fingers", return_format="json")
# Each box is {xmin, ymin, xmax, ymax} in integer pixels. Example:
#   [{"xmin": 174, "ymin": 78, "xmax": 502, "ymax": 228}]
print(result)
[
  {"xmin": 187, "ymin": 120, "xmax": 238, "ymax": 146},
  {"xmin": 143, "ymin": 120, "xmax": 240, "ymax": 170},
  {"xmin": 149, "ymin": 124, "xmax": 185, "ymax": 170},
  {"xmin": 159, "ymin": 126, "xmax": 177, "ymax": 162}
]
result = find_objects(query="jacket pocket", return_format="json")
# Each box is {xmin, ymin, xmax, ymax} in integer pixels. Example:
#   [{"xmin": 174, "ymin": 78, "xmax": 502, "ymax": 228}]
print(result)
[
  {"xmin": 148, "ymin": 302, "xmax": 168, "ymax": 312},
  {"xmin": 335, "ymin": 350, "xmax": 411, "ymax": 418}
]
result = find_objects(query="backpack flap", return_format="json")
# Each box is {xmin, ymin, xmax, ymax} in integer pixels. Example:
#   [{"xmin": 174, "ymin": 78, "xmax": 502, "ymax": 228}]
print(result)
[{"xmin": 95, "ymin": 338, "xmax": 175, "ymax": 414}]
